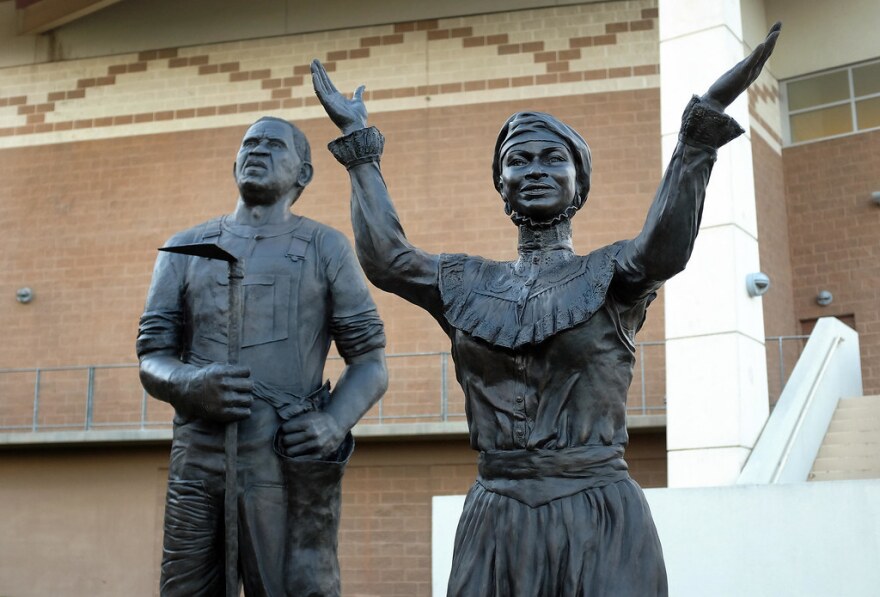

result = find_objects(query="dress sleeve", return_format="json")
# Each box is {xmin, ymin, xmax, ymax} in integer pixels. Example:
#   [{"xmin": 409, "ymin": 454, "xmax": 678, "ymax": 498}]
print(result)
[
  {"xmin": 136, "ymin": 241, "xmax": 188, "ymax": 359},
  {"xmin": 612, "ymin": 96, "xmax": 745, "ymax": 303},
  {"xmin": 328, "ymin": 127, "xmax": 444, "ymax": 322},
  {"xmin": 324, "ymin": 231, "xmax": 387, "ymax": 361}
]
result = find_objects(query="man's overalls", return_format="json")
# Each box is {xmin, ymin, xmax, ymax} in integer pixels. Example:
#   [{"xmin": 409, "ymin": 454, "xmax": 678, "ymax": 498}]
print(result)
[{"xmin": 160, "ymin": 216, "xmax": 352, "ymax": 597}]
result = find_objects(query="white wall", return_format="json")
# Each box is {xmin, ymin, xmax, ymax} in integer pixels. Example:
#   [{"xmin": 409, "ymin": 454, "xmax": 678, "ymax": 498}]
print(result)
[
  {"xmin": 766, "ymin": 0, "xmax": 880, "ymax": 78},
  {"xmin": 645, "ymin": 480, "xmax": 880, "ymax": 597},
  {"xmin": 432, "ymin": 495, "xmax": 466, "ymax": 597},
  {"xmin": 433, "ymin": 481, "xmax": 880, "ymax": 596}
]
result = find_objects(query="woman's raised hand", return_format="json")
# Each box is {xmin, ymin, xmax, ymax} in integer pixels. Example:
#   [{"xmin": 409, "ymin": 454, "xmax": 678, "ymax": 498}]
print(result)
[
  {"xmin": 311, "ymin": 59, "xmax": 368, "ymax": 135},
  {"xmin": 701, "ymin": 22, "xmax": 781, "ymax": 112}
]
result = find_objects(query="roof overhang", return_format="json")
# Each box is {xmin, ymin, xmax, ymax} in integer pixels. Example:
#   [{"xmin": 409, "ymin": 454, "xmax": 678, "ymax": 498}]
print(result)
[{"xmin": 14, "ymin": 0, "xmax": 123, "ymax": 34}]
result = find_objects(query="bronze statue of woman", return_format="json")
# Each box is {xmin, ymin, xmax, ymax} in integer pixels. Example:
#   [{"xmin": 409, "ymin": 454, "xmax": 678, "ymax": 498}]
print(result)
[{"xmin": 312, "ymin": 23, "xmax": 779, "ymax": 597}]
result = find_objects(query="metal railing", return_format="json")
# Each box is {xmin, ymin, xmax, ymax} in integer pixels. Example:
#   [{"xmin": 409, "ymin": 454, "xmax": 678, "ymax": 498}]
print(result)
[
  {"xmin": 0, "ymin": 337, "xmax": 807, "ymax": 434},
  {"xmin": 766, "ymin": 335, "xmax": 811, "ymax": 405},
  {"xmin": 0, "ymin": 363, "xmax": 157, "ymax": 432},
  {"xmin": 350, "ymin": 351, "xmax": 462, "ymax": 424}
]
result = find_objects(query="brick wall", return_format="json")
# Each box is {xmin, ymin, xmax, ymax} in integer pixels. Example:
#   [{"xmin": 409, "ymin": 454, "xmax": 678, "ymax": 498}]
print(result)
[
  {"xmin": 0, "ymin": 433, "xmax": 665, "ymax": 596},
  {"xmin": 0, "ymin": 0, "xmax": 666, "ymax": 426},
  {"xmin": 783, "ymin": 128, "xmax": 880, "ymax": 395},
  {"xmin": 0, "ymin": 87, "xmax": 666, "ymax": 426},
  {"xmin": 0, "ymin": 1, "xmax": 659, "ymax": 149}
]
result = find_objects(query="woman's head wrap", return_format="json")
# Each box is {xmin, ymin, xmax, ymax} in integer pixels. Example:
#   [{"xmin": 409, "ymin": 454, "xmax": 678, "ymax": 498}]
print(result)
[{"xmin": 492, "ymin": 112, "xmax": 592, "ymax": 224}]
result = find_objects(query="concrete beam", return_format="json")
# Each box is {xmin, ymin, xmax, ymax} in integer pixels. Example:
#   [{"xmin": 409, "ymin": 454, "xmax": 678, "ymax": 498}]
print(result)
[
  {"xmin": 0, "ymin": 415, "xmax": 666, "ymax": 448},
  {"xmin": 0, "ymin": 428, "xmax": 172, "ymax": 447},
  {"xmin": 16, "ymin": 0, "xmax": 122, "ymax": 34}
]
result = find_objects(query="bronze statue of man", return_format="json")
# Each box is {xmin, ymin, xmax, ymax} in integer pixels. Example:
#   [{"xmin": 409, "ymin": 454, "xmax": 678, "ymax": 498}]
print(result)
[
  {"xmin": 137, "ymin": 116, "xmax": 388, "ymax": 596},
  {"xmin": 312, "ymin": 23, "xmax": 780, "ymax": 597}
]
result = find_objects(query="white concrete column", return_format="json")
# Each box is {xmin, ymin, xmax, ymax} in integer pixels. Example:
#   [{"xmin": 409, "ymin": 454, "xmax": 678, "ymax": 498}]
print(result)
[{"xmin": 659, "ymin": 0, "xmax": 769, "ymax": 487}]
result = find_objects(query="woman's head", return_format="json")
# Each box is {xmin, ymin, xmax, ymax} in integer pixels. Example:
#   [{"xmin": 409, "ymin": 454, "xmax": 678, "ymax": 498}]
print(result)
[{"xmin": 493, "ymin": 112, "xmax": 591, "ymax": 227}]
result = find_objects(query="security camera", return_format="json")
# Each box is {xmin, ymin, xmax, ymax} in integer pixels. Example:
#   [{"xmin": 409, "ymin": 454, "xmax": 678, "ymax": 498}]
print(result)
[{"xmin": 746, "ymin": 273, "xmax": 770, "ymax": 297}]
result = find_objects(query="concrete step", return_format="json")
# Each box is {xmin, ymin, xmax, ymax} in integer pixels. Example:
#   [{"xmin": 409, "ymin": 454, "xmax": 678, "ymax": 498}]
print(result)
[
  {"xmin": 830, "ymin": 402, "xmax": 880, "ymax": 417},
  {"xmin": 826, "ymin": 417, "xmax": 880, "ymax": 433},
  {"xmin": 810, "ymin": 395, "xmax": 880, "ymax": 482},
  {"xmin": 816, "ymin": 435, "xmax": 880, "ymax": 458},
  {"xmin": 809, "ymin": 469, "xmax": 880, "ymax": 482},
  {"xmin": 813, "ymin": 453, "xmax": 880, "ymax": 469}
]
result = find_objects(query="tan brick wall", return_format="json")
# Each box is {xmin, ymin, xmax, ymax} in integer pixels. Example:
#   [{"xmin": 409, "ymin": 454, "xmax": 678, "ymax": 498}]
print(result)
[
  {"xmin": 0, "ymin": 445, "xmax": 168, "ymax": 596},
  {"xmin": 0, "ymin": 1, "xmax": 665, "ymax": 427},
  {"xmin": 0, "ymin": 87, "xmax": 666, "ymax": 427},
  {"xmin": 0, "ymin": 434, "xmax": 665, "ymax": 596},
  {"xmin": 341, "ymin": 439, "xmax": 477, "ymax": 597},
  {"xmin": 0, "ymin": 1, "xmax": 658, "ymax": 148},
  {"xmin": 782, "ymin": 128, "xmax": 880, "ymax": 395},
  {"xmin": 624, "ymin": 430, "xmax": 668, "ymax": 488}
]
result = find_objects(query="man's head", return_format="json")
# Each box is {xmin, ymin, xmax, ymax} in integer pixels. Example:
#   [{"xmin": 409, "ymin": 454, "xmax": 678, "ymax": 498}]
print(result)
[
  {"xmin": 493, "ymin": 112, "xmax": 591, "ymax": 227},
  {"xmin": 233, "ymin": 117, "xmax": 313, "ymax": 206}
]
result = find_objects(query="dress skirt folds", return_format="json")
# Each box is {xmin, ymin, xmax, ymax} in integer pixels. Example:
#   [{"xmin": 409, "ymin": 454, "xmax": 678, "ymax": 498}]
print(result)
[{"xmin": 447, "ymin": 446, "xmax": 668, "ymax": 597}]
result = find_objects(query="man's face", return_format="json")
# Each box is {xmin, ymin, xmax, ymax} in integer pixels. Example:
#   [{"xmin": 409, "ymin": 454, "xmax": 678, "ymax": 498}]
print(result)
[
  {"xmin": 234, "ymin": 120, "xmax": 302, "ymax": 204},
  {"xmin": 500, "ymin": 140, "xmax": 577, "ymax": 223}
]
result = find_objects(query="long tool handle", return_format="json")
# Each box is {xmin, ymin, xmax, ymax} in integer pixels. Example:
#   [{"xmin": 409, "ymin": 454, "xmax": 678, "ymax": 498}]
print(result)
[
  {"xmin": 225, "ymin": 421, "xmax": 238, "ymax": 597},
  {"xmin": 225, "ymin": 261, "xmax": 244, "ymax": 597}
]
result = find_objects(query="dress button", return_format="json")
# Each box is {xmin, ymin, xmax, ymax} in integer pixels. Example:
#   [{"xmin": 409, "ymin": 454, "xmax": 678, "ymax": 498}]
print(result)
[{"xmin": 515, "ymin": 395, "xmax": 524, "ymax": 404}]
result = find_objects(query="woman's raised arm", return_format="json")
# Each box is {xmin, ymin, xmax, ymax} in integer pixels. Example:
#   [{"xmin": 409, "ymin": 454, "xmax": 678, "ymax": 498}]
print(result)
[
  {"xmin": 312, "ymin": 60, "xmax": 443, "ymax": 320},
  {"xmin": 613, "ymin": 23, "xmax": 780, "ymax": 300}
]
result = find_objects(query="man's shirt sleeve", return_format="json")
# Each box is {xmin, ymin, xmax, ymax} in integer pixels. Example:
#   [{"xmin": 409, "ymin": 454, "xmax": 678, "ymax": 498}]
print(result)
[
  {"xmin": 324, "ymin": 231, "xmax": 387, "ymax": 360},
  {"xmin": 137, "ymin": 246, "xmax": 187, "ymax": 359}
]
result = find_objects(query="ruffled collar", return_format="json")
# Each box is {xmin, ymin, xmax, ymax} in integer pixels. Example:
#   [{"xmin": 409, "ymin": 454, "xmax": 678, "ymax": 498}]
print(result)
[{"xmin": 439, "ymin": 243, "xmax": 619, "ymax": 349}]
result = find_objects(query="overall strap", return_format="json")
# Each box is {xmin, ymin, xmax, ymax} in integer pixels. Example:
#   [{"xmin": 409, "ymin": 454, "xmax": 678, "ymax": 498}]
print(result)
[
  {"xmin": 198, "ymin": 216, "xmax": 224, "ymax": 242},
  {"xmin": 283, "ymin": 217, "xmax": 319, "ymax": 395},
  {"xmin": 286, "ymin": 217, "xmax": 318, "ymax": 262}
]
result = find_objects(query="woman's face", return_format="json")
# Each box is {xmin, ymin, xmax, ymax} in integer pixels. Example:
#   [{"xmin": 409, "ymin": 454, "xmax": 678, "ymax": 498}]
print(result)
[{"xmin": 499, "ymin": 140, "xmax": 577, "ymax": 223}]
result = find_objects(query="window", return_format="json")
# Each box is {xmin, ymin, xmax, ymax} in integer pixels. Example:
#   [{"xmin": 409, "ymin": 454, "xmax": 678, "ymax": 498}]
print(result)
[{"xmin": 783, "ymin": 59, "xmax": 880, "ymax": 145}]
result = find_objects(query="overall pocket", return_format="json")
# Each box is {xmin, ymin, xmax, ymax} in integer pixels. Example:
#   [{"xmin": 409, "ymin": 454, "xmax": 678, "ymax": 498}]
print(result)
[{"xmin": 198, "ymin": 272, "xmax": 291, "ymax": 347}]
